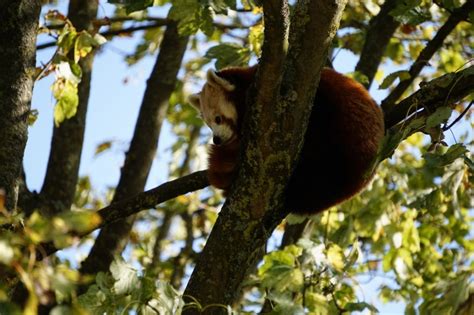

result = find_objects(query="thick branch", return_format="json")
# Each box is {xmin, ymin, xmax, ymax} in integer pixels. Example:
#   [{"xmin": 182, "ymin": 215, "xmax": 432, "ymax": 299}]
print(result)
[
  {"xmin": 381, "ymin": 1, "xmax": 474, "ymax": 111},
  {"xmin": 384, "ymin": 65, "xmax": 474, "ymax": 129},
  {"xmin": 80, "ymin": 21, "xmax": 189, "ymax": 275},
  {"xmin": 39, "ymin": 0, "xmax": 98, "ymax": 216},
  {"xmin": 355, "ymin": 0, "xmax": 400, "ymax": 89},
  {"xmin": 183, "ymin": 1, "xmax": 347, "ymax": 313},
  {"xmin": 0, "ymin": 1, "xmax": 41, "ymax": 211}
]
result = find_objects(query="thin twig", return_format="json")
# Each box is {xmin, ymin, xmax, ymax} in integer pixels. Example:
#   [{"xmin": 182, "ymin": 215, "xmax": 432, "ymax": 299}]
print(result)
[{"xmin": 443, "ymin": 100, "xmax": 473, "ymax": 131}]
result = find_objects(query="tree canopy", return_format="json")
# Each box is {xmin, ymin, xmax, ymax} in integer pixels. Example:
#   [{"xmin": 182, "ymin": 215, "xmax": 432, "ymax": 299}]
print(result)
[{"xmin": 0, "ymin": 0, "xmax": 473, "ymax": 314}]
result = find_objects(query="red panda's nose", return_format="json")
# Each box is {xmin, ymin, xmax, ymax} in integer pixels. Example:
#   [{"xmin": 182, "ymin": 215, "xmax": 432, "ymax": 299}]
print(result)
[{"xmin": 213, "ymin": 136, "xmax": 222, "ymax": 145}]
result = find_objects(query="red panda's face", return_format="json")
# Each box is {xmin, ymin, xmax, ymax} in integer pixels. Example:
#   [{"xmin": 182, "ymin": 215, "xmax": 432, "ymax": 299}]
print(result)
[{"xmin": 189, "ymin": 70, "xmax": 238, "ymax": 146}]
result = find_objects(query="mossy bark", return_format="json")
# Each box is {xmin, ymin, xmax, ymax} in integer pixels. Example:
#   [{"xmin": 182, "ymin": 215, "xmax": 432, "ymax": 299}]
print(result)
[{"xmin": 183, "ymin": 1, "xmax": 348, "ymax": 313}]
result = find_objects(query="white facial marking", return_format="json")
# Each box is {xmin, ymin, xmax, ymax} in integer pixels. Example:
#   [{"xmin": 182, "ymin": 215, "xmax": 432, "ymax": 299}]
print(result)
[
  {"xmin": 207, "ymin": 69, "xmax": 236, "ymax": 92},
  {"xmin": 211, "ymin": 123, "xmax": 234, "ymax": 143},
  {"xmin": 196, "ymin": 77, "xmax": 239, "ymax": 144},
  {"xmin": 188, "ymin": 93, "xmax": 201, "ymax": 109}
]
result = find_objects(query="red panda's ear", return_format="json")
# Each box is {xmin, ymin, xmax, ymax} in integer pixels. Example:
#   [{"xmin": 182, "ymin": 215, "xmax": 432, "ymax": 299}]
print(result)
[
  {"xmin": 207, "ymin": 69, "xmax": 235, "ymax": 92},
  {"xmin": 188, "ymin": 93, "xmax": 201, "ymax": 110}
]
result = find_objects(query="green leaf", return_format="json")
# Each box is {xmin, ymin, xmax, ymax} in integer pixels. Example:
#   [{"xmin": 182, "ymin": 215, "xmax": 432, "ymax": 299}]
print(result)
[
  {"xmin": 385, "ymin": 38, "xmax": 404, "ymax": 62},
  {"xmin": 261, "ymin": 267, "xmax": 304, "ymax": 293},
  {"xmin": 326, "ymin": 244, "xmax": 344, "ymax": 272},
  {"xmin": 140, "ymin": 281, "xmax": 184, "ymax": 315},
  {"xmin": 389, "ymin": 0, "xmax": 421, "ymax": 16},
  {"xmin": 345, "ymin": 240, "xmax": 360, "ymax": 268},
  {"xmin": 249, "ymin": 23, "xmax": 264, "ymax": 56},
  {"xmin": 53, "ymin": 80, "xmax": 79, "ymax": 126},
  {"xmin": 389, "ymin": 0, "xmax": 430, "ymax": 25},
  {"xmin": 108, "ymin": 0, "xmax": 154, "ymax": 14},
  {"xmin": 0, "ymin": 302, "xmax": 21, "ymax": 315},
  {"xmin": 74, "ymin": 32, "xmax": 96, "ymax": 63},
  {"xmin": 345, "ymin": 302, "xmax": 378, "ymax": 313},
  {"xmin": 169, "ymin": 1, "xmax": 214, "ymax": 36},
  {"xmin": 77, "ymin": 284, "xmax": 109, "ymax": 314},
  {"xmin": 379, "ymin": 70, "xmax": 411, "ymax": 89},
  {"xmin": 382, "ymin": 249, "xmax": 395, "ymax": 272},
  {"xmin": 402, "ymin": 219, "xmax": 420, "ymax": 252},
  {"xmin": 57, "ymin": 211, "xmax": 102, "ymax": 233},
  {"xmin": 94, "ymin": 141, "xmax": 114, "ymax": 157},
  {"xmin": 57, "ymin": 61, "xmax": 81, "ymax": 84},
  {"xmin": 110, "ymin": 256, "xmax": 140, "ymax": 295},
  {"xmin": 209, "ymin": 0, "xmax": 236, "ymax": 13},
  {"xmin": 426, "ymin": 106, "xmax": 452, "ymax": 128},
  {"xmin": 205, "ymin": 43, "xmax": 250, "ymax": 70},
  {"xmin": 27, "ymin": 109, "xmax": 39, "ymax": 126},
  {"xmin": 305, "ymin": 292, "xmax": 329, "ymax": 314},
  {"xmin": 0, "ymin": 241, "xmax": 14, "ymax": 264},
  {"xmin": 26, "ymin": 211, "xmax": 52, "ymax": 243},
  {"xmin": 57, "ymin": 24, "xmax": 77, "ymax": 54},
  {"xmin": 259, "ymin": 245, "xmax": 302, "ymax": 275},
  {"xmin": 424, "ymin": 144, "xmax": 468, "ymax": 169},
  {"xmin": 378, "ymin": 116, "xmax": 425, "ymax": 160}
]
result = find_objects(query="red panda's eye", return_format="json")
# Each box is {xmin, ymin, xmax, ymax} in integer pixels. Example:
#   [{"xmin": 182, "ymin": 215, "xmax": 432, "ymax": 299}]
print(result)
[{"xmin": 215, "ymin": 116, "xmax": 222, "ymax": 124}]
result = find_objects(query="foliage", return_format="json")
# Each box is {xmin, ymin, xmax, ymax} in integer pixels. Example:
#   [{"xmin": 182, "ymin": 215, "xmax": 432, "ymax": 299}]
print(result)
[{"xmin": 1, "ymin": 0, "xmax": 473, "ymax": 314}]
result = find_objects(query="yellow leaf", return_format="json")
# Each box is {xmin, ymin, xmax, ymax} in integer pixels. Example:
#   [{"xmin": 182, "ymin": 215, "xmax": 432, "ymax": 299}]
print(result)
[{"xmin": 326, "ymin": 244, "xmax": 344, "ymax": 272}]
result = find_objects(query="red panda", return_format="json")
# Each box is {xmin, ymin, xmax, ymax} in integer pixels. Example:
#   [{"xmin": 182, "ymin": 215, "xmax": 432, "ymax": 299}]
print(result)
[{"xmin": 189, "ymin": 65, "xmax": 384, "ymax": 215}]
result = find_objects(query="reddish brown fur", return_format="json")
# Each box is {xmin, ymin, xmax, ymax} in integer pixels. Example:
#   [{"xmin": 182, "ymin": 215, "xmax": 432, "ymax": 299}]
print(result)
[{"xmin": 205, "ymin": 66, "xmax": 384, "ymax": 214}]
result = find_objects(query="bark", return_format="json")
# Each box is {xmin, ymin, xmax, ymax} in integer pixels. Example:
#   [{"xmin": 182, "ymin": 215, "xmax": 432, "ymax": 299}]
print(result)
[
  {"xmin": 381, "ymin": 0, "xmax": 474, "ymax": 111},
  {"xmin": 40, "ymin": 0, "xmax": 98, "ymax": 216},
  {"xmin": 0, "ymin": 0, "xmax": 41, "ymax": 211},
  {"xmin": 183, "ymin": 1, "xmax": 347, "ymax": 313},
  {"xmin": 384, "ymin": 65, "xmax": 474, "ymax": 129},
  {"xmin": 354, "ymin": 0, "xmax": 400, "ymax": 89},
  {"xmin": 80, "ymin": 22, "xmax": 189, "ymax": 275}
]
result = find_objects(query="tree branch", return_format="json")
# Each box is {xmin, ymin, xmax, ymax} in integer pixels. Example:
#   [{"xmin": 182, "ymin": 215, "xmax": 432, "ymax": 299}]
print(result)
[
  {"xmin": 384, "ymin": 65, "xmax": 474, "ymax": 129},
  {"xmin": 381, "ymin": 0, "xmax": 474, "ymax": 112},
  {"xmin": 80, "ymin": 21, "xmax": 189, "ymax": 275},
  {"xmin": 38, "ymin": 170, "xmax": 209, "ymax": 259},
  {"xmin": 39, "ymin": 0, "xmax": 98, "ymax": 216},
  {"xmin": 355, "ymin": 0, "xmax": 400, "ymax": 89},
  {"xmin": 37, "ymin": 18, "xmax": 249, "ymax": 50}
]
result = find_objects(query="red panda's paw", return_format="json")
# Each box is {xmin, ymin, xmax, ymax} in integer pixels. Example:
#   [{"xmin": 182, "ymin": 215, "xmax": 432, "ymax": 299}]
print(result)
[{"xmin": 208, "ymin": 170, "xmax": 236, "ymax": 192}]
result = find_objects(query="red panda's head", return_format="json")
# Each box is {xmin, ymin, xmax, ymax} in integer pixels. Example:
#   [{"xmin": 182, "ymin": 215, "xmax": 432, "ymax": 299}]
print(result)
[{"xmin": 189, "ymin": 69, "xmax": 239, "ymax": 146}]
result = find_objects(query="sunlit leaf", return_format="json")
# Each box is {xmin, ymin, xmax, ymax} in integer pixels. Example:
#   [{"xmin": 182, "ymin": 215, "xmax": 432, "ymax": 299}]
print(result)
[
  {"xmin": 379, "ymin": 70, "xmax": 411, "ymax": 89},
  {"xmin": 205, "ymin": 43, "xmax": 250, "ymax": 70},
  {"xmin": 53, "ymin": 79, "xmax": 79, "ymax": 126},
  {"xmin": 0, "ymin": 241, "xmax": 14, "ymax": 264},
  {"xmin": 426, "ymin": 106, "xmax": 452, "ymax": 128},
  {"xmin": 110, "ymin": 257, "xmax": 140, "ymax": 295},
  {"xmin": 326, "ymin": 244, "xmax": 344, "ymax": 272},
  {"xmin": 345, "ymin": 302, "xmax": 378, "ymax": 313}
]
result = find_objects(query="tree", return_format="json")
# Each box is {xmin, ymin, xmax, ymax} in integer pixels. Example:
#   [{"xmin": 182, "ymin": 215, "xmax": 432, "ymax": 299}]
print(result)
[{"xmin": 1, "ymin": 0, "xmax": 473, "ymax": 314}]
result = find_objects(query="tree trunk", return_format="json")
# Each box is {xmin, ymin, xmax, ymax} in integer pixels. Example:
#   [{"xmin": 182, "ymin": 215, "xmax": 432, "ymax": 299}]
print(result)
[
  {"xmin": 40, "ymin": 0, "xmax": 98, "ymax": 216},
  {"xmin": 183, "ymin": 1, "xmax": 347, "ymax": 313},
  {"xmin": 0, "ymin": 0, "xmax": 41, "ymax": 211}
]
